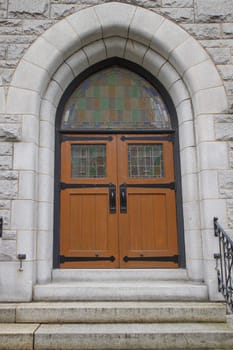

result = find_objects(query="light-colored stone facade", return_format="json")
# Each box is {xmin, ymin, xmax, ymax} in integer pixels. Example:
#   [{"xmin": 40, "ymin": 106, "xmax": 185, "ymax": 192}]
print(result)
[{"xmin": 0, "ymin": 0, "xmax": 233, "ymax": 301}]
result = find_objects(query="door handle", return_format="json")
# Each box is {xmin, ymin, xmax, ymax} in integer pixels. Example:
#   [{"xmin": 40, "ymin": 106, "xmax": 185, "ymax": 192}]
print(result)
[
  {"xmin": 120, "ymin": 184, "xmax": 127, "ymax": 213},
  {"xmin": 109, "ymin": 183, "xmax": 116, "ymax": 213}
]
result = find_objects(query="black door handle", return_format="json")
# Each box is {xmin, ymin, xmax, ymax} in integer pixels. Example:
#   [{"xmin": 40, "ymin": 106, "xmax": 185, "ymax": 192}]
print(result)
[
  {"xmin": 109, "ymin": 183, "xmax": 116, "ymax": 213},
  {"xmin": 120, "ymin": 184, "xmax": 127, "ymax": 213}
]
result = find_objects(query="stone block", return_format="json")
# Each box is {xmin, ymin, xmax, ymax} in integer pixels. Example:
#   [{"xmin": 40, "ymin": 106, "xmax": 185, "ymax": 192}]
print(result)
[
  {"xmin": 199, "ymin": 170, "xmax": 219, "ymax": 200},
  {"xmin": 218, "ymin": 65, "xmax": 233, "ymax": 80},
  {"xmin": 181, "ymin": 173, "xmax": 198, "ymax": 203},
  {"xmin": 0, "ymin": 171, "xmax": 18, "ymax": 180},
  {"xmin": 0, "ymin": 143, "xmax": 12, "ymax": 156},
  {"xmin": 158, "ymin": 7, "xmax": 194, "ymax": 23},
  {"xmin": 184, "ymin": 59, "xmax": 222, "ymax": 94},
  {"xmin": 0, "ymin": 304, "xmax": 16, "ymax": 323},
  {"xmin": 157, "ymin": 61, "xmax": 180, "ymax": 91},
  {"xmin": 169, "ymin": 79, "xmax": 189, "ymax": 107},
  {"xmin": 143, "ymin": 50, "xmax": 166, "ymax": 79},
  {"xmin": 44, "ymin": 80, "xmax": 63, "ymax": 108},
  {"xmin": 180, "ymin": 147, "xmax": 197, "ymax": 175},
  {"xmin": 7, "ymin": 44, "xmax": 30, "ymax": 60},
  {"xmin": 196, "ymin": 114, "xmax": 215, "ymax": 143},
  {"xmin": 0, "ymin": 87, "xmax": 5, "ymax": 114},
  {"xmin": 22, "ymin": 115, "xmax": 39, "ymax": 144},
  {"xmin": 11, "ymin": 59, "xmax": 50, "ymax": 96},
  {"xmin": 0, "ymin": 200, "xmax": 10, "ymax": 209},
  {"xmin": 179, "ymin": 121, "xmax": 195, "ymax": 150},
  {"xmin": 83, "ymin": 40, "xmax": 107, "ymax": 66},
  {"xmin": 18, "ymin": 172, "xmax": 36, "ymax": 200},
  {"xmin": 65, "ymin": 49, "xmax": 89, "ymax": 78},
  {"xmin": 182, "ymin": 24, "xmax": 221, "ymax": 40},
  {"xmin": 104, "ymin": 37, "xmax": 127, "ymax": 59},
  {"xmin": 215, "ymin": 122, "xmax": 233, "ymax": 141},
  {"xmin": 176, "ymin": 99, "xmax": 193, "ymax": 125},
  {"xmin": 8, "ymin": 0, "xmax": 49, "ymax": 19},
  {"xmin": 23, "ymin": 36, "xmax": 63, "ymax": 79},
  {"xmin": 50, "ymin": 4, "xmax": 83, "ymax": 19},
  {"xmin": 0, "ymin": 156, "xmax": 12, "ymax": 170},
  {"xmin": 201, "ymin": 199, "xmax": 227, "ymax": 230},
  {"xmin": 162, "ymin": 0, "xmax": 193, "ymax": 6},
  {"xmin": 219, "ymin": 171, "xmax": 233, "ymax": 198},
  {"xmin": 151, "ymin": 18, "xmax": 189, "ymax": 59},
  {"xmin": 52, "ymin": 63, "xmax": 74, "ymax": 94},
  {"xmin": 227, "ymin": 199, "xmax": 233, "ymax": 228},
  {"xmin": 0, "ymin": 209, "xmax": 10, "ymax": 227},
  {"xmin": 222, "ymin": 23, "xmax": 233, "ymax": 38},
  {"xmin": 22, "ymin": 19, "xmax": 55, "ymax": 35},
  {"xmin": 0, "ymin": 180, "xmax": 18, "ymax": 199},
  {"xmin": 199, "ymin": 141, "xmax": 228, "ymax": 170},
  {"xmin": 42, "ymin": 19, "xmax": 80, "ymax": 58},
  {"xmin": 7, "ymin": 87, "xmax": 40, "ymax": 116},
  {"xmin": 195, "ymin": 0, "xmax": 233, "ymax": 22},
  {"xmin": 12, "ymin": 200, "xmax": 36, "ymax": 230},
  {"xmin": 129, "ymin": 7, "xmax": 164, "ymax": 46},
  {"xmin": 124, "ymin": 40, "xmax": 147, "ymax": 65},
  {"xmin": 224, "ymin": 81, "xmax": 233, "ymax": 96},
  {"xmin": 0, "ymin": 68, "xmax": 14, "ymax": 85},
  {"xmin": 2, "ymin": 230, "xmax": 16, "ymax": 240},
  {"xmin": 0, "ymin": 261, "xmax": 35, "ymax": 301},
  {"xmin": 206, "ymin": 48, "xmax": 231, "ymax": 64},
  {"xmin": 66, "ymin": 6, "xmax": 101, "ymax": 46},
  {"xmin": 170, "ymin": 36, "xmax": 208, "ymax": 76},
  {"xmin": 17, "ymin": 230, "xmax": 36, "ymax": 261},
  {"xmin": 95, "ymin": 2, "xmax": 136, "ymax": 39},
  {"xmin": 0, "ymin": 239, "xmax": 16, "ymax": 261},
  {"xmin": 13, "ymin": 142, "xmax": 38, "ymax": 171},
  {"xmin": 0, "ymin": 124, "xmax": 21, "ymax": 141},
  {"xmin": 230, "ymin": 142, "xmax": 233, "ymax": 168},
  {"xmin": 193, "ymin": 86, "xmax": 227, "ymax": 115}
]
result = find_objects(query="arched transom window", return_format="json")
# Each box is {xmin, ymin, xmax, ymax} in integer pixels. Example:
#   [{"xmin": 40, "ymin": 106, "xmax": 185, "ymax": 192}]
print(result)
[{"xmin": 61, "ymin": 66, "xmax": 171, "ymax": 130}]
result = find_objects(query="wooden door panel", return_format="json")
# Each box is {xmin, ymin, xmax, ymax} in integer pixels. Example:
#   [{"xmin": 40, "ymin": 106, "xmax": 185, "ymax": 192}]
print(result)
[
  {"xmin": 60, "ymin": 188, "xmax": 119, "ymax": 268},
  {"xmin": 119, "ymin": 188, "xmax": 178, "ymax": 268}
]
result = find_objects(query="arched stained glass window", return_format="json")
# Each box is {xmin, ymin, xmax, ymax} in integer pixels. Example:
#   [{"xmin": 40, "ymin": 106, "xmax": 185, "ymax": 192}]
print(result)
[{"xmin": 61, "ymin": 66, "xmax": 171, "ymax": 130}]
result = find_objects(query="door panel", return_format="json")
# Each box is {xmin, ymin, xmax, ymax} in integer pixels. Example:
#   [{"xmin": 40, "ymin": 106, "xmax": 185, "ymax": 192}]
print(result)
[
  {"xmin": 60, "ymin": 136, "xmax": 119, "ymax": 268},
  {"xmin": 119, "ymin": 188, "xmax": 178, "ymax": 268},
  {"xmin": 59, "ymin": 134, "xmax": 179, "ymax": 268}
]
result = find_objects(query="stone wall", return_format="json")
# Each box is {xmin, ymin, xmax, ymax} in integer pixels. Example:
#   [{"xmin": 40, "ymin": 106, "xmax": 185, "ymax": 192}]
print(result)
[{"xmin": 0, "ymin": 0, "xmax": 233, "ymax": 262}]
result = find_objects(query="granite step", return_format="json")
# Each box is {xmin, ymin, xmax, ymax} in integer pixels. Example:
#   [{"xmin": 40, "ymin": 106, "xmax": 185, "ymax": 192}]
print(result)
[
  {"xmin": 34, "ymin": 322, "xmax": 233, "ymax": 350},
  {"xmin": 33, "ymin": 280, "xmax": 208, "ymax": 301},
  {"xmin": 0, "ymin": 301, "xmax": 226, "ymax": 324}
]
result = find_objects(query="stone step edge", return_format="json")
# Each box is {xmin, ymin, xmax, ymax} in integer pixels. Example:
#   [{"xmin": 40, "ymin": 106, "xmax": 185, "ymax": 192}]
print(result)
[
  {"xmin": 33, "ymin": 282, "xmax": 208, "ymax": 301},
  {"xmin": 1, "ymin": 322, "xmax": 233, "ymax": 350},
  {"xmin": 52, "ymin": 268, "xmax": 188, "ymax": 282},
  {"xmin": 0, "ymin": 302, "xmax": 226, "ymax": 324}
]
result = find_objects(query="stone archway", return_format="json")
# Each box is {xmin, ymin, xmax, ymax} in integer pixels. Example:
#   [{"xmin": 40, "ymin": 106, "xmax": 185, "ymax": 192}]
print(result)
[{"xmin": 5, "ymin": 2, "xmax": 228, "ymax": 299}]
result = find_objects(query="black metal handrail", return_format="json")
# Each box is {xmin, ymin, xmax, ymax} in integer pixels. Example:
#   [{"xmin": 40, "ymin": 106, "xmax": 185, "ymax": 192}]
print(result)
[{"xmin": 214, "ymin": 217, "xmax": 233, "ymax": 312}]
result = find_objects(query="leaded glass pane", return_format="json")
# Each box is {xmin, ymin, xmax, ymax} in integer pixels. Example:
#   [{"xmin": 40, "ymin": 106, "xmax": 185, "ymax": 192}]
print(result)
[
  {"xmin": 71, "ymin": 144, "xmax": 106, "ymax": 178},
  {"xmin": 61, "ymin": 66, "xmax": 171, "ymax": 130},
  {"xmin": 128, "ymin": 144, "xmax": 164, "ymax": 178}
]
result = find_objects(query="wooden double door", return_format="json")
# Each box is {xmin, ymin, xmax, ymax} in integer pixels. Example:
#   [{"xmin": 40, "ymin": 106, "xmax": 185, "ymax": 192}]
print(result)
[{"xmin": 59, "ymin": 134, "xmax": 178, "ymax": 268}]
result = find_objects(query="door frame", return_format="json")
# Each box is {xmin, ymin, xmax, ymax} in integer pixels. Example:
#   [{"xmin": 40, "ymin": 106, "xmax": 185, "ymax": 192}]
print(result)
[{"xmin": 53, "ymin": 58, "xmax": 185, "ymax": 269}]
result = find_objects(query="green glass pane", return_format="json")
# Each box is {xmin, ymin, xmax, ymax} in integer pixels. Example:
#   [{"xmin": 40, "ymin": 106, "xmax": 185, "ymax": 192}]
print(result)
[
  {"xmin": 71, "ymin": 144, "xmax": 106, "ymax": 178},
  {"xmin": 61, "ymin": 66, "xmax": 171, "ymax": 130},
  {"xmin": 128, "ymin": 144, "xmax": 164, "ymax": 178}
]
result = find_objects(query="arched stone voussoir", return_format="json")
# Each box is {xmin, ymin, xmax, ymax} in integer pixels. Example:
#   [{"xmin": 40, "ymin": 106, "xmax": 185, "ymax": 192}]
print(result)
[
  {"xmin": 94, "ymin": 2, "xmax": 136, "ymax": 40},
  {"xmin": 41, "ymin": 18, "xmax": 82, "ymax": 59},
  {"xmin": 7, "ymin": 1, "xmax": 227, "ymax": 118}
]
